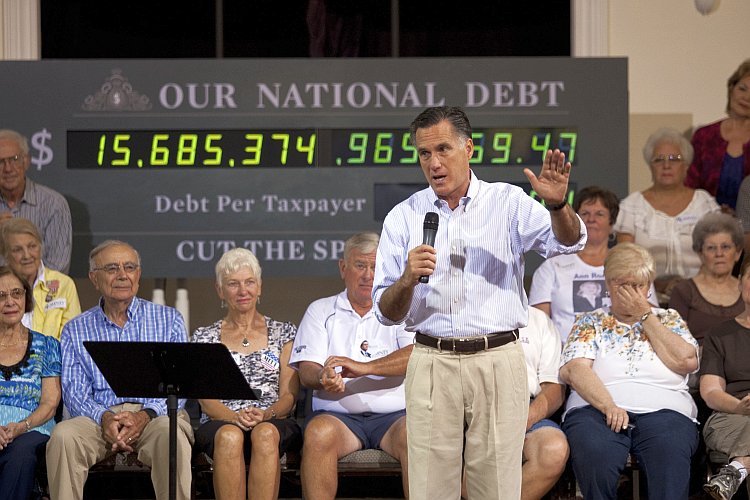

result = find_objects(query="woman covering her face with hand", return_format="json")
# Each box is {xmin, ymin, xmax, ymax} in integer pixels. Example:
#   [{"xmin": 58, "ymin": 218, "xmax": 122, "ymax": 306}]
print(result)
[{"xmin": 560, "ymin": 243, "xmax": 699, "ymax": 500}]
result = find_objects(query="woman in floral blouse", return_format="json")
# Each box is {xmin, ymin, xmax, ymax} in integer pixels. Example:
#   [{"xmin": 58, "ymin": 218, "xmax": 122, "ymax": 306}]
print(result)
[
  {"xmin": 192, "ymin": 248, "xmax": 301, "ymax": 500},
  {"xmin": 560, "ymin": 242, "xmax": 700, "ymax": 500}
]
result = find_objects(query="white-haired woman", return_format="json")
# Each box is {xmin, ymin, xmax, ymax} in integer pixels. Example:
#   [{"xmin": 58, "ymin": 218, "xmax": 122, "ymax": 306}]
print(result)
[
  {"xmin": 192, "ymin": 248, "xmax": 301, "ymax": 500},
  {"xmin": 0, "ymin": 217, "xmax": 80, "ymax": 340},
  {"xmin": 560, "ymin": 243, "xmax": 700, "ymax": 500},
  {"xmin": 615, "ymin": 128, "xmax": 720, "ymax": 303}
]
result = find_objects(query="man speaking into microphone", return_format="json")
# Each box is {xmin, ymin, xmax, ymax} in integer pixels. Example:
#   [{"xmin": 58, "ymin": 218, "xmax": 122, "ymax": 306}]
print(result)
[{"xmin": 372, "ymin": 106, "xmax": 586, "ymax": 500}]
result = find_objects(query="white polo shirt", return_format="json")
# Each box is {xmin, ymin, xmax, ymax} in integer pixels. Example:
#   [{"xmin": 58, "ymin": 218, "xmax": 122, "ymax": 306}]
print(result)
[{"xmin": 290, "ymin": 291, "xmax": 414, "ymax": 414}]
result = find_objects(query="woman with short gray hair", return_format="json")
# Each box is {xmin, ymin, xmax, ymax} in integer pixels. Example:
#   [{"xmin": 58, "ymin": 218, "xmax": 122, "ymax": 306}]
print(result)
[
  {"xmin": 669, "ymin": 212, "xmax": 744, "ymax": 343},
  {"xmin": 615, "ymin": 127, "xmax": 720, "ymax": 303}
]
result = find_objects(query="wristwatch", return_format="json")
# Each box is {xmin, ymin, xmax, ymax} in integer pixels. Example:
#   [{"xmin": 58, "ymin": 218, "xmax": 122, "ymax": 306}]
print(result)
[
  {"xmin": 142, "ymin": 408, "xmax": 158, "ymax": 421},
  {"xmin": 546, "ymin": 199, "xmax": 568, "ymax": 211},
  {"xmin": 639, "ymin": 311, "xmax": 652, "ymax": 323}
]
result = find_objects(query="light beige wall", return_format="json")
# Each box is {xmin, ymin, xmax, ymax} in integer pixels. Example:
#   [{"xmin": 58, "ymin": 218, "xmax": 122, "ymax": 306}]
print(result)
[
  {"xmin": 608, "ymin": 0, "xmax": 749, "ymax": 194},
  {"xmin": 609, "ymin": 0, "xmax": 749, "ymax": 128}
]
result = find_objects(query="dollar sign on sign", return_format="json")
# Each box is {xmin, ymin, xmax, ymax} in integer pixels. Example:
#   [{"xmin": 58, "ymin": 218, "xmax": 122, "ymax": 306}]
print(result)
[{"xmin": 31, "ymin": 129, "xmax": 54, "ymax": 171}]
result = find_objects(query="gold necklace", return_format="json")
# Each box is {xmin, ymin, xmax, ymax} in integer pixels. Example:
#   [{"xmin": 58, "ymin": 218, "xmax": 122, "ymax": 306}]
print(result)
[{"xmin": 0, "ymin": 332, "xmax": 21, "ymax": 347}]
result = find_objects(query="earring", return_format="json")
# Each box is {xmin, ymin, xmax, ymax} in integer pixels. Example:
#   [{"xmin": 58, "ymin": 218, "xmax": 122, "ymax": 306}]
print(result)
[
  {"xmin": 257, "ymin": 296, "xmax": 261, "ymax": 305},
  {"xmin": 220, "ymin": 300, "xmax": 227, "ymax": 309}
]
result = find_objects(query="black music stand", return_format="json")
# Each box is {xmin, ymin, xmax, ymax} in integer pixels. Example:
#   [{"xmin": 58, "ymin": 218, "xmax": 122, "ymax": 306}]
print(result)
[{"xmin": 84, "ymin": 341, "xmax": 260, "ymax": 500}]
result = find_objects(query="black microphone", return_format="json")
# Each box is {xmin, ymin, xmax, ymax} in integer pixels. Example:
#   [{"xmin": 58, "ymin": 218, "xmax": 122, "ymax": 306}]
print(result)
[{"xmin": 419, "ymin": 212, "xmax": 439, "ymax": 283}]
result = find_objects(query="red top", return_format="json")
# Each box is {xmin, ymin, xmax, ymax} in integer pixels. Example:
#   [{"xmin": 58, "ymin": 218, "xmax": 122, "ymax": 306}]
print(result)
[{"xmin": 686, "ymin": 120, "xmax": 750, "ymax": 197}]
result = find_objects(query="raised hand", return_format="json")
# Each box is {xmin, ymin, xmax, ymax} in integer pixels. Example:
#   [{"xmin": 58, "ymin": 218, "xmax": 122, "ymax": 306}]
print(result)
[{"xmin": 523, "ymin": 149, "xmax": 571, "ymax": 206}]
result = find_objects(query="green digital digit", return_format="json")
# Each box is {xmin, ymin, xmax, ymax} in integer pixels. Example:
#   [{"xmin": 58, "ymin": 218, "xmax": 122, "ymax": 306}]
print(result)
[
  {"xmin": 297, "ymin": 133, "xmax": 316, "ymax": 165},
  {"xmin": 177, "ymin": 134, "xmax": 198, "ymax": 165},
  {"xmin": 242, "ymin": 134, "xmax": 263, "ymax": 165},
  {"xmin": 531, "ymin": 132, "xmax": 551, "ymax": 163},
  {"xmin": 400, "ymin": 133, "xmax": 417, "ymax": 164},
  {"xmin": 112, "ymin": 134, "xmax": 131, "ymax": 166},
  {"xmin": 203, "ymin": 134, "xmax": 222, "ymax": 166},
  {"xmin": 470, "ymin": 132, "xmax": 485, "ymax": 164},
  {"xmin": 559, "ymin": 132, "xmax": 577, "ymax": 163},
  {"xmin": 374, "ymin": 133, "xmax": 393, "ymax": 164},
  {"xmin": 491, "ymin": 133, "xmax": 512, "ymax": 164},
  {"xmin": 97, "ymin": 134, "xmax": 106, "ymax": 166},
  {"xmin": 272, "ymin": 133, "xmax": 290, "ymax": 165},
  {"xmin": 348, "ymin": 133, "xmax": 367, "ymax": 164},
  {"xmin": 150, "ymin": 134, "xmax": 169, "ymax": 166}
]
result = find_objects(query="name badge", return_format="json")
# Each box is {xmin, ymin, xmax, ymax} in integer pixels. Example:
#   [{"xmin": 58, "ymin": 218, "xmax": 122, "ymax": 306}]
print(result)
[
  {"xmin": 45, "ymin": 298, "xmax": 67, "ymax": 311},
  {"xmin": 260, "ymin": 351, "xmax": 280, "ymax": 371}
]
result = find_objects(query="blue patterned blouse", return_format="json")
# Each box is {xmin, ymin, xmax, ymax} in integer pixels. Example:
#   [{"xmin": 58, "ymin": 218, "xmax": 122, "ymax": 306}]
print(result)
[{"xmin": 0, "ymin": 330, "xmax": 61, "ymax": 436}]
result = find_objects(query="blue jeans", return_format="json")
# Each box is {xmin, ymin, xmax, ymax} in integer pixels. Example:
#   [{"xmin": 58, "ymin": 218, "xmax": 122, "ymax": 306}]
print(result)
[
  {"xmin": 563, "ymin": 405, "xmax": 698, "ymax": 500},
  {"xmin": 0, "ymin": 430, "xmax": 49, "ymax": 500}
]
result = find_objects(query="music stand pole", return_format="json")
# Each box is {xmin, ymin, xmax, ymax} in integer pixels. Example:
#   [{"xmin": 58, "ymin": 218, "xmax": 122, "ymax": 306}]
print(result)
[{"xmin": 167, "ymin": 389, "xmax": 177, "ymax": 500}]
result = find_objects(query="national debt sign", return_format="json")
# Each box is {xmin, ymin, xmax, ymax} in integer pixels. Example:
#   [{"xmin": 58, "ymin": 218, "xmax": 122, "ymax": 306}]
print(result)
[{"xmin": 0, "ymin": 58, "xmax": 627, "ymax": 277}]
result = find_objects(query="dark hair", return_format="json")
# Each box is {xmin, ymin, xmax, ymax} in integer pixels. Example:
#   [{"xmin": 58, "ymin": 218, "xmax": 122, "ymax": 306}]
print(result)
[
  {"xmin": 573, "ymin": 186, "xmax": 620, "ymax": 226},
  {"xmin": 409, "ymin": 106, "xmax": 472, "ymax": 146},
  {"xmin": 0, "ymin": 265, "xmax": 33, "ymax": 313}
]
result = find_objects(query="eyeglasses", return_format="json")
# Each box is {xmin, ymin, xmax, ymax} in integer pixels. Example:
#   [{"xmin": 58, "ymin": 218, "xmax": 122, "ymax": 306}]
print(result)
[
  {"xmin": 650, "ymin": 154, "xmax": 683, "ymax": 166},
  {"xmin": 703, "ymin": 243, "xmax": 736, "ymax": 255},
  {"xmin": 0, "ymin": 154, "xmax": 24, "ymax": 168},
  {"xmin": 225, "ymin": 279, "xmax": 257, "ymax": 290},
  {"xmin": 0, "ymin": 288, "xmax": 25, "ymax": 302},
  {"xmin": 92, "ymin": 262, "xmax": 140, "ymax": 275}
]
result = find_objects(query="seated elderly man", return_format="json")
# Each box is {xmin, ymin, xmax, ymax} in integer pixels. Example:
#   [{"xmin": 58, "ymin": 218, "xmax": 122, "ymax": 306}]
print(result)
[
  {"xmin": 0, "ymin": 129, "xmax": 72, "ymax": 273},
  {"xmin": 290, "ymin": 232, "xmax": 412, "ymax": 500},
  {"xmin": 46, "ymin": 240, "xmax": 194, "ymax": 500}
]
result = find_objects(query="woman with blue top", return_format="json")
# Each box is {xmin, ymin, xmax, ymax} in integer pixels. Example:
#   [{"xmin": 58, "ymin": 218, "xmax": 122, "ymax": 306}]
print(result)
[{"xmin": 0, "ymin": 265, "xmax": 61, "ymax": 500}]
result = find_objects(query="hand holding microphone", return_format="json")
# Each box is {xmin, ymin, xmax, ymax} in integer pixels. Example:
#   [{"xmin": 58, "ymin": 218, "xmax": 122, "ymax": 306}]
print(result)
[{"xmin": 419, "ymin": 212, "xmax": 439, "ymax": 283}]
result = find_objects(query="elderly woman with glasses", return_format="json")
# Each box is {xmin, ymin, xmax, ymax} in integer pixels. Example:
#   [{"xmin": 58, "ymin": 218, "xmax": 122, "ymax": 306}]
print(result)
[
  {"xmin": 0, "ymin": 265, "xmax": 61, "ymax": 500},
  {"xmin": 669, "ymin": 212, "xmax": 744, "ymax": 344},
  {"xmin": 615, "ymin": 128, "xmax": 720, "ymax": 304},
  {"xmin": 192, "ymin": 248, "xmax": 302, "ymax": 500},
  {"xmin": 0, "ymin": 218, "xmax": 80, "ymax": 340},
  {"xmin": 560, "ymin": 242, "xmax": 700, "ymax": 500}
]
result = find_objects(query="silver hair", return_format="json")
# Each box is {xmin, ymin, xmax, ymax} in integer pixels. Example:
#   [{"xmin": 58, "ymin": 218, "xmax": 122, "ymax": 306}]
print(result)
[
  {"xmin": 691, "ymin": 212, "xmax": 744, "ymax": 253},
  {"xmin": 0, "ymin": 129, "xmax": 29, "ymax": 155},
  {"xmin": 642, "ymin": 127, "xmax": 694, "ymax": 166},
  {"xmin": 215, "ymin": 247, "xmax": 262, "ymax": 286},
  {"xmin": 89, "ymin": 240, "xmax": 141, "ymax": 272},
  {"xmin": 343, "ymin": 232, "xmax": 380, "ymax": 262},
  {"xmin": 0, "ymin": 218, "xmax": 44, "ymax": 261}
]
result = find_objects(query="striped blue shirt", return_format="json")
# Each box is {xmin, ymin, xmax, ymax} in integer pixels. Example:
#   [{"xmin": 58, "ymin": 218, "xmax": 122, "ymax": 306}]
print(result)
[
  {"xmin": 61, "ymin": 296, "xmax": 188, "ymax": 423},
  {"xmin": 373, "ymin": 171, "xmax": 586, "ymax": 337},
  {"xmin": 0, "ymin": 178, "xmax": 72, "ymax": 273}
]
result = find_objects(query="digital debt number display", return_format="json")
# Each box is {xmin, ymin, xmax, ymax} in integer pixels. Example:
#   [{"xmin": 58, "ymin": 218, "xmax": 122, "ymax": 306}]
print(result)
[{"xmin": 67, "ymin": 128, "xmax": 578, "ymax": 168}]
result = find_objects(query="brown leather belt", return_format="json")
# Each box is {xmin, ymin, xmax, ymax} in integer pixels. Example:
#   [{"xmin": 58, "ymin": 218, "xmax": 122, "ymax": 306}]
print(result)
[{"xmin": 415, "ymin": 330, "xmax": 518, "ymax": 353}]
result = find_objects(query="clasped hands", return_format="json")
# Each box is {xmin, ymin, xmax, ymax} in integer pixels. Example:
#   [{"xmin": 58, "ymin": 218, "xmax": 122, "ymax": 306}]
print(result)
[
  {"xmin": 101, "ymin": 410, "xmax": 151, "ymax": 453},
  {"xmin": 233, "ymin": 406, "xmax": 265, "ymax": 431},
  {"xmin": 0, "ymin": 422, "xmax": 26, "ymax": 450},
  {"xmin": 318, "ymin": 355, "xmax": 366, "ymax": 393}
]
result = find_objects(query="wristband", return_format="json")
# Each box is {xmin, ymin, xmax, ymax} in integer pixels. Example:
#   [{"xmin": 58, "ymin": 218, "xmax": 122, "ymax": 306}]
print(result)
[
  {"xmin": 24, "ymin": 419, "xmax": 31, "ymax": 432},
  {"xmin": 546, "ymin": 199, "xmax": 568, "ymax": 211},
  {"xmin": 639, "ymin": 311, "xmax": 652, "ymax": 323}
]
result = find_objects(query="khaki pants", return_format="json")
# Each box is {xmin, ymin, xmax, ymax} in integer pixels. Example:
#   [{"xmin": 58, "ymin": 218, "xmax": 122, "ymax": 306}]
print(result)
[
  {"xmin": 46, "ymin": 403, "xmax": 194, "ymax": 500},
  {"xmin": 405, "ymin": 340, "xmax": 528, "ymax": 500}
]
